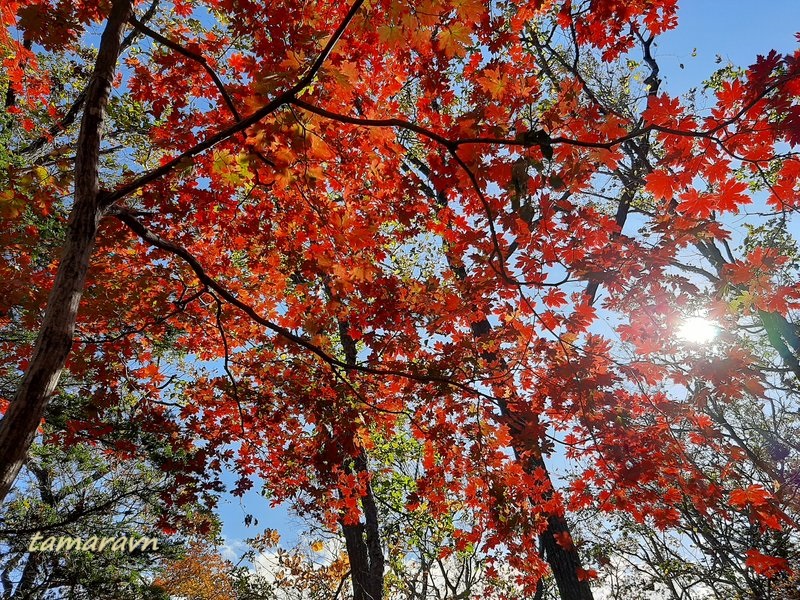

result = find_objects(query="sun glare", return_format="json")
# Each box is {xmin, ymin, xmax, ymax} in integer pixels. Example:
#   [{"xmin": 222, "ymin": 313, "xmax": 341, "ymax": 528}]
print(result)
[{"xmin": 677, "ymin": 316, "xmax": 719, "ymax": 345}]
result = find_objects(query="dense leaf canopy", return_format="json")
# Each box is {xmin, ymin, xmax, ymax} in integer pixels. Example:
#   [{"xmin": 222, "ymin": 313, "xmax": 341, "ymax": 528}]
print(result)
[{"xmin": 2, "ymin": 0, "xmax": 800, "ymax": 597}]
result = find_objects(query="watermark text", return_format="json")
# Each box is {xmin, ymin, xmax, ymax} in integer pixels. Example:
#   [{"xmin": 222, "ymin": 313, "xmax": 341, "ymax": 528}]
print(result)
[{"xmin": 28, "ymin": 532, "xmax": 159, "ymax": 553}]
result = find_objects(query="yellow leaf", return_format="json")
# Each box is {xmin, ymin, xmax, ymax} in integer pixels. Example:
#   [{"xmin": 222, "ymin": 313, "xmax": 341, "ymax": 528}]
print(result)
[
  {"xmin": 378, "ymin": 25, "xmax": 404, "ymax": 45},
  {"xmin": 438, "ymin": 23, "xmax": 471, "ymax": 58},
  {"xmin": 478, "ymin": 67, "xmax": 505, "ymax": 99}
]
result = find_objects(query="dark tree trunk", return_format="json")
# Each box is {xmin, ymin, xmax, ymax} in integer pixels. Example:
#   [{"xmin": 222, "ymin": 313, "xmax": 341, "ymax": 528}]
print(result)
[
  {"xmin": 338, "ymin": 320, "xmax": 385, "ymax": 600},
  {"xmin": 488, "ymin": 352, "xmax": 595, "ymax": 600},
  {"xmin": 439, "ymin": 191, "xmax": 594, "ymax": 598},
  {"xmin": 537, "ymin": 490, "xmax": 595, "ymax": 600},
  {"xmin": 340, "ymin": 449, "xmax": 385, "ymax": 600}
]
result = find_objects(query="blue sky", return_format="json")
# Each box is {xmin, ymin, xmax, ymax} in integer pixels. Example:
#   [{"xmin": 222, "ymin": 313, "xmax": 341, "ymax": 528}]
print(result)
[
  {"xmin": 656, "ymin": 1, "xmax": 800, "ymax": 92},
  {"xmin": 214, "ymin": 0, "xmax": 800, "ymax": 563}
]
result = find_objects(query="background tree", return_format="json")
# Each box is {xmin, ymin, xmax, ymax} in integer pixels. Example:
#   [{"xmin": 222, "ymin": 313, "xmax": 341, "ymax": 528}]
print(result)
[
  {"xmin": 0, "ymin": 428, "xmax": 197, "ymax": 599},
  {"xmin": 153, "ymin": 539, "xmax": 266, "ymax": 600}
]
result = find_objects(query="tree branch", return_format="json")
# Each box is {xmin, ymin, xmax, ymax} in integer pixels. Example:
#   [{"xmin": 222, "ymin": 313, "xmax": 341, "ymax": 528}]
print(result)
[
  {"xmin": 100, "ymin": 0, "xmax": 365, "ymax": 209},
  {"xmin": 112, "ymin": 210, "xmax": 501, "ymax": 401}
]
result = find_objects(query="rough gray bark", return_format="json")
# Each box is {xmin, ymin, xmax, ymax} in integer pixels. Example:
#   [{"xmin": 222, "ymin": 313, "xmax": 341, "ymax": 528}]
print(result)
[{"xmin": 0, "ymin": 0, "xmax": 133, "ymax": 503}]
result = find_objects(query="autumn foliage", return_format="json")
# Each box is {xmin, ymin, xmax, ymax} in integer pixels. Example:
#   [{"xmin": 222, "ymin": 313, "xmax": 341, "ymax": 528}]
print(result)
[
  {"xmin": 2, "ymin": 0, "xmax": 800, "ymax": 597},
  {"xmin": 154, "ymin": 541, "xmax": 238, "ymax": 600}
]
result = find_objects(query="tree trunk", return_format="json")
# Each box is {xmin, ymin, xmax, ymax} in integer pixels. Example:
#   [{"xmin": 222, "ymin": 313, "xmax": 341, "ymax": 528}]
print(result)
[
  {"xmin": 451, "ymin": 242, "xmax": 594, "ymax": 599},
  {"xmin": 339, "ymin": 449, "xmax": 384, "ymax": 600},
  {"xmin": 338, "ymin": 320, "xmax": 385, "ymax": 600},
  {"xmin": 490, "ymin": 357, "xmax": 595, "ymax": 600},
  {"xmin": 0, "ymin": 0, "xmax": 132, "ymax": 503},
  {"xmin": 537, "ymin": 495, "xmax": 594, "ymax": 600},
  {"xmin": 438, "ymin": 196, "xmax": 594, "ymax": 598}
]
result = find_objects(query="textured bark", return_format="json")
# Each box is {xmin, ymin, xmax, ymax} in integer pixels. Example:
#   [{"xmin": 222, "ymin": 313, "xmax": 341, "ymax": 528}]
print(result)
[
  {"xmin": 355, "ymin": 449, "xmax": 385, "ymax": 600},
  {"xmin": 0, "ymin": 0, "xmax": 133, "ymax": 503},
  {"xmin": 341, "ymin": 516, "xmax": 372, "ymax": 600}
]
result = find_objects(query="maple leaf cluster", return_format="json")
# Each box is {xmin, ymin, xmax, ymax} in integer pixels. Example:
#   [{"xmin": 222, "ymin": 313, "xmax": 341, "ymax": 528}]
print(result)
[{"xmin": 2, "ymin": 0, "xmax": 800, "ymax": 596}]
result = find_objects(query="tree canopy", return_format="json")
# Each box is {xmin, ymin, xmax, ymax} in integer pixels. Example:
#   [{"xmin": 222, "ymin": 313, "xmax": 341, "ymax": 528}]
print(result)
[{"xmin": 2, "ymin": 0, "xmax": 800, "ymax": 598}]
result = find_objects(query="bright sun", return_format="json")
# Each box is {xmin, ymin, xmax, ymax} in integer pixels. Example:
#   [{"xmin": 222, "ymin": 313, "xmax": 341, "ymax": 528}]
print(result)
[{"xmin": 677, "ymin": 316, "xmax": 719, "ymax": 345}]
